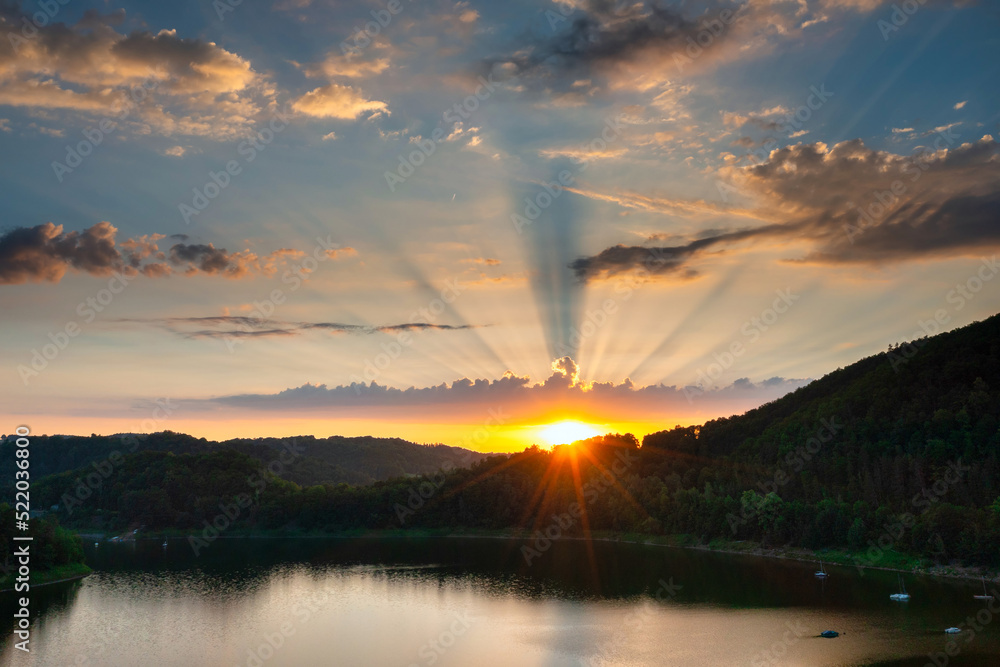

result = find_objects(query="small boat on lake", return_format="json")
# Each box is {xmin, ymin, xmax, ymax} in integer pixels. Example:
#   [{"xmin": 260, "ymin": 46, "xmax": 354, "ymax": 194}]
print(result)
[
  {"xmin": 820, "ymin": 630, "xmax": 839, "ymax": 638},
  {"xmin": 890, "ymin": 574, "xmax": 910, "ymax": 602},
  {"xmin": 973, "ymin": 577, "xmax": 993, "ymax": 601},
  {"xmin": 815, "ymin": 561, "xmax": 828, "ymax": 578},
  {"xmin": 945, "ymin": 627, "xmax": 961, "ymax": 634}
]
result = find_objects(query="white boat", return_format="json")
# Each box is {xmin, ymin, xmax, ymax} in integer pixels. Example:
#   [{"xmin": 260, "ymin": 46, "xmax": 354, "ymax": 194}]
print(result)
[
  {"xmin": 162, "ymin": 540, "xmax": 168, "ymax": 548},
  {"xmin": 973, "ymin": 577, "xmax": 993, "ymax": 601},
  {"xmin": 890, "ymin": 574, "xmax": 910, "ymax": 601},
  {"xmin": 815, "ymin": 560, "xmax": 828, "ymax": 578},
  {"xmin": 945, "ymin": 627, "xmax": 961, "ymax": 634}
]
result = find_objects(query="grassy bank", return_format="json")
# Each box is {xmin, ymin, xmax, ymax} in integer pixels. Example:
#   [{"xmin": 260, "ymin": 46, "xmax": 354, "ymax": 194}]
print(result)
[
  {"xmin": 0, "ymin": 562, "xmax": 92, "ymax": 592},
  {"xmin": 573, "ymin": 532, "xmax": 996, "ymax": 583}
]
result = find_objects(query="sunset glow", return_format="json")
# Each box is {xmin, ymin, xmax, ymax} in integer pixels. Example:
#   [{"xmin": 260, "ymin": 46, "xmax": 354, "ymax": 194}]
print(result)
[
  {"xmin": 538, "ymin": 420, "xmax": 602, "ymax": 448},
  {"xmin": 0, "ymin": 0, "xmax": 998, "ymax": 454},
  {"xmin": 2, "ymin": 2, "xmax": 1000, "ymax": 665}
]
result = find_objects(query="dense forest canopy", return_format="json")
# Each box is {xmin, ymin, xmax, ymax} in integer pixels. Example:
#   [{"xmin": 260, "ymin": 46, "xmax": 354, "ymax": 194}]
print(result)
[{"xmin": 0, "ymin": 432, "xmax": 486, "ymax": 496}]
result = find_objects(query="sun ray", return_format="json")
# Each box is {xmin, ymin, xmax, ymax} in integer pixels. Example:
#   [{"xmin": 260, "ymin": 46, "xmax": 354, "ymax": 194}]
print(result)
[{"xmin": 567, "ymin": 446, "xmax": 599, "ymax": 587}]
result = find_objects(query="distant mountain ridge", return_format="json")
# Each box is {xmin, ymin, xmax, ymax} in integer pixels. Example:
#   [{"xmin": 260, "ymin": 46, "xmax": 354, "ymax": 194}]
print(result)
[{"xmin": 0, "ymin": 432, "xmax": 485, "ymax": 493}]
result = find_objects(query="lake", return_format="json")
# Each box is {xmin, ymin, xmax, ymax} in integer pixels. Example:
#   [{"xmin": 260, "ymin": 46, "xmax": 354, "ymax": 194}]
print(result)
[{"xmin": 1, "ymin": 537, "xmax": 998, "ymax": 666}]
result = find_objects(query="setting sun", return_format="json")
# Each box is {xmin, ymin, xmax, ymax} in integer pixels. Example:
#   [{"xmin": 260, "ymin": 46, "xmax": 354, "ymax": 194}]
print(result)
[{"xmin": 539, "ymin": 420, "xmax": 603, "ymax": 447}]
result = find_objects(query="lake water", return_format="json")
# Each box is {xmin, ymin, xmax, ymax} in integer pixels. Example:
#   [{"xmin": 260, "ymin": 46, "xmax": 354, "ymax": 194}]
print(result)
[{"xmin": 1, "ymin": 537, "xmax": 998, "ymax": 666}]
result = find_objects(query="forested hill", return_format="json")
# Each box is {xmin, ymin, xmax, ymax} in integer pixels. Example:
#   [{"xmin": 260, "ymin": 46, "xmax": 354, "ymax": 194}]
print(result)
[
  {"xmin": 17, "ymin": 313, "xmax": 1000, "ymax": 568},
  {"xmin": 0, "ymin": 432, "xmax": 485, "ymax": 493},
  {"xmin": 644, "ymin": 312, "xmax": 1000, "ymax": 511}
]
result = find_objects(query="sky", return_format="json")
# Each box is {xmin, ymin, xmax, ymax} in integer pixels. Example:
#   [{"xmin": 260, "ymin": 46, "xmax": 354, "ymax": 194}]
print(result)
[{"xmin": 1, "ymin": 0, "xmax": 999, "ymax": 452}]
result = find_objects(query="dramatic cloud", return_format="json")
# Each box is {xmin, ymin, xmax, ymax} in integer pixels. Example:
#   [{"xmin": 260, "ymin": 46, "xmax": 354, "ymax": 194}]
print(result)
[
  {"xmin": 481, "ymin": 0, "xmax": 890, "ymax": 93},
  {"xmin": 571, "ymin": 136, "xmax": 1000, "ymax": 281},
  {"xmin": 0, "ymin": 223, "xmax": 350, "ymax": 284},
  {"xmin": 0, "ymin": 8, "xmax": 269, "ymax": 138},
  {"xmin": 484, "ymin": 1, "xmax": 709, "ymax": 91},
  {"xmin": 195, "ymin": 356, "xmax": 811, "ymax": 423},
  {"xmin": 738, "ymin": 135, "xmax": 1000, "ymax": 264},
  {"xmin": 0, "ymin": 221, "xmax": 119, "ymax": 284}
]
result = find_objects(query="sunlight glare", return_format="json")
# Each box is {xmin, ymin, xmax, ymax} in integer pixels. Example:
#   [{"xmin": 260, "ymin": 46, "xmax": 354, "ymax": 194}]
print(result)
[{"xmin": 539, "ymin": 420, "xmax": 602, "ymax": 447}]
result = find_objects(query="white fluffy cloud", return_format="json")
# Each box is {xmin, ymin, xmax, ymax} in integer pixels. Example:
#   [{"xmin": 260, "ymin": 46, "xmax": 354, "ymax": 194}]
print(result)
[{"xmin": 291, "ymin": 84, "xmax": 388, "ymax": 120}]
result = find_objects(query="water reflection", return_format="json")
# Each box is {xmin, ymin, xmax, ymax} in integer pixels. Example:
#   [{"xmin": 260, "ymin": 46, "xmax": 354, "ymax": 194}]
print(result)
[{"xmin": 0, "ymin": 537, "xmax": 997, "ymax": 666}]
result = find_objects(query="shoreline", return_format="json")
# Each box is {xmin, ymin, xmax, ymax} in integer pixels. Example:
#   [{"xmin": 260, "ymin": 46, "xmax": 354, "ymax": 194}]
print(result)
[
  {"xmin": 0, "ymin": 569, "xmax": 91, "ymax": 594},
  {"xmin": 77, "ymin": 529, "xmax": 997, "ymax": 585}
]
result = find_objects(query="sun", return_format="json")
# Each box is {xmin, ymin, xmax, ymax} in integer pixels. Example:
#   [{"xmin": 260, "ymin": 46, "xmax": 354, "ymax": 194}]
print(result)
[{"xmin": 539, "ymin": 420, "xmax": 602, "ymax": 447}]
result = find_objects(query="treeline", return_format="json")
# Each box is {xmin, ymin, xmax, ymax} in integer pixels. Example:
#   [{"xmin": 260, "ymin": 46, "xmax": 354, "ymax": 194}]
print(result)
[
  {"xmin": 30, "ymin": 433, "xmax": 1000, "ymax": 567},
  {"xmin": 0, "ymin": 431, "xmax": 485, "ymax": 497},
  {"xmin": 0, "ymin": 506, "xmax": 87, "ymax": 587},
  {"xmin": 25, "ymin": 312, "xmax": 1000, "ymax": 568}
]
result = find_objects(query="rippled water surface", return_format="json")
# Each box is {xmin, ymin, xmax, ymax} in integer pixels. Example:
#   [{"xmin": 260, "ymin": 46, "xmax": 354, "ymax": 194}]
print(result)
[{"xmin": 1, "ymin": 537, "xmax": 998, "ymax": 666}]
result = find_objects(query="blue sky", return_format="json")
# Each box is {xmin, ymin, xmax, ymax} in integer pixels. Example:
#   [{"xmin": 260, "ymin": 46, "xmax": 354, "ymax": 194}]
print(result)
[{"xmin": 1, "ymin": 0, "xmax": 999, "ymax": 449}]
